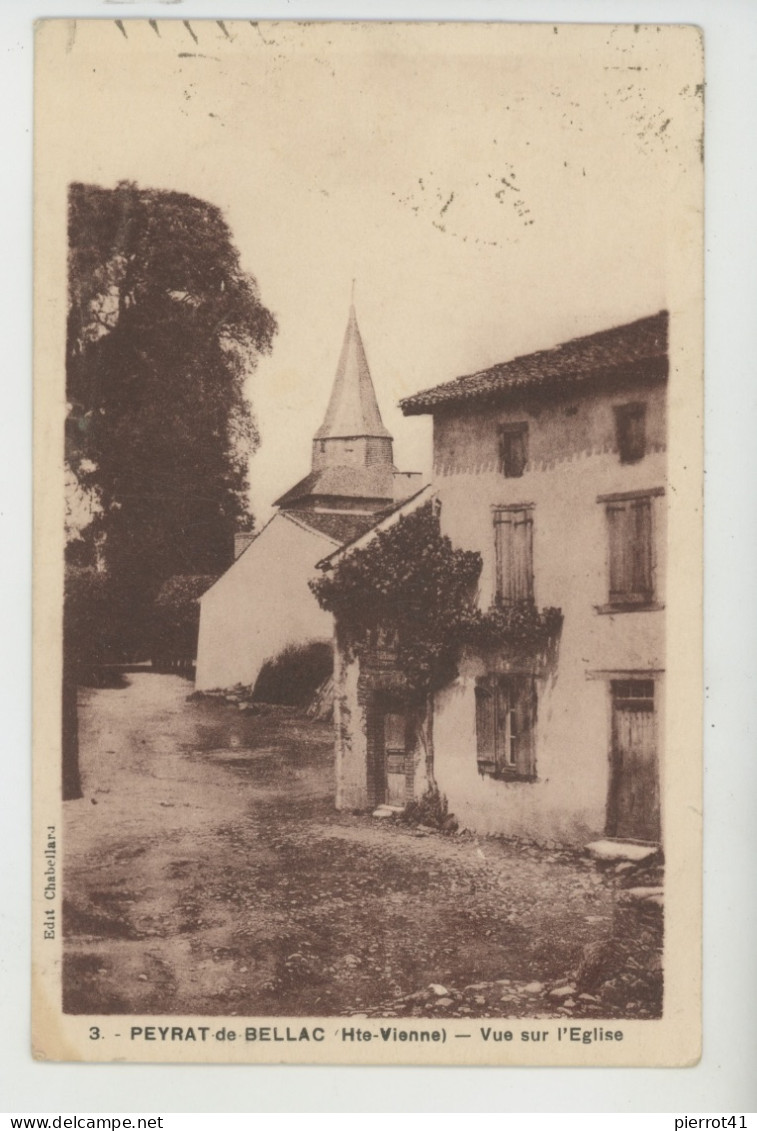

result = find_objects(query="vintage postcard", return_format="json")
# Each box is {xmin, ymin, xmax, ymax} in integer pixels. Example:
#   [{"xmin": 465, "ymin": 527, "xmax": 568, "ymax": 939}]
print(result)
[{"xmin": 33, "ymin": 19, "xmax": 703, "ymax": 1065}]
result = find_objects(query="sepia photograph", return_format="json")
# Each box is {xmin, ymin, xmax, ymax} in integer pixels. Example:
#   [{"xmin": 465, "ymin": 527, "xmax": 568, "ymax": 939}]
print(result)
[{"xmin": 33, "ymin": 18, "xmax": 703, "ymax": 1065}]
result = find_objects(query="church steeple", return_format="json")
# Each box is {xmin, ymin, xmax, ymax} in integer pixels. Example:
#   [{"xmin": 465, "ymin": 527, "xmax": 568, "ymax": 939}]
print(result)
[
  {"xmin": 273, "ymin": 300, "xmax": 422, "ymax": 514},
  {"xmin": 314, "ymin": 305, "xmax": 393, "ymax": 444}
]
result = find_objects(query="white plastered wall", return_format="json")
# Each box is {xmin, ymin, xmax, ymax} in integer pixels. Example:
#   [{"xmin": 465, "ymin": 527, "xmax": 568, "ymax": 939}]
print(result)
[
  {"xmin": 430, "ymin": 388, "xmax": 666, "ymax": 843},
  {"xmin": 195, "ymin": 513, "xmax": 336, "ymax": 692}
]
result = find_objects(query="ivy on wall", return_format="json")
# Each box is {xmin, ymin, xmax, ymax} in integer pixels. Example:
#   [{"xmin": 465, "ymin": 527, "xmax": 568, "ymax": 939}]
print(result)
[{"xmin": 311, "ymin": 502, "xmax": 562, "ymax": 694}]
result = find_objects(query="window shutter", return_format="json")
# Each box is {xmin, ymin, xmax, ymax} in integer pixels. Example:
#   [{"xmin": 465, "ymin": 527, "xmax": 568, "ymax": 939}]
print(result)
[
  {"xmin": 495, "ymin": 508, "xmax": 534, "ymax": 603},
  {"xmin": 475, "ymin": 682, "xmax": 496, "ymax": 774},
  {"xmin": 512, "ymin": 678, "xmax": 536, "ymax": 778},
  {"xmin": 494, "ymin": 679, "xmax": 512, "ymax": 772},
  {"xmin": 477, "ymin": 676, "xmax": 537, "ymax": 780},
  {"xmin": 511, "ymin": 510, "xmax": 534, "ymax": 601},
  {"xmin": 630, "ymin": 497, "xmax": 653, "ymax": 600},
  {"xmin": 607, "ymin": 496, "xmax": 653, "ymax": 604},
  {"xmin": 494, "ymin": 514, "xmax": 508, "ymax": 604},
  {"xmin": 607, "ymin": 500, "xmax": 632, "ymax": 603}
]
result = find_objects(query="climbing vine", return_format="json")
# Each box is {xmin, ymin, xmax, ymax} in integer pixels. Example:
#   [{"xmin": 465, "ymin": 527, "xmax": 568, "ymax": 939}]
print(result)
[{"xmin": 310, "ymin": 501, "xmax": 562, "ymax": 694}]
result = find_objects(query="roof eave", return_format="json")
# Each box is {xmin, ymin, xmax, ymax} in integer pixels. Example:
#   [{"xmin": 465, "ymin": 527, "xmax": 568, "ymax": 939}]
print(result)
[
  {"xmin": 315, "ymin": 484, "xmax": 435, "ymax": 570},
  {"xmin": 279, "ymin": 509, "xmax": 342, "ymax": 546},
  {"xmin": 400, "ymin": 356, "xmax": 669, "ymax": 416}
]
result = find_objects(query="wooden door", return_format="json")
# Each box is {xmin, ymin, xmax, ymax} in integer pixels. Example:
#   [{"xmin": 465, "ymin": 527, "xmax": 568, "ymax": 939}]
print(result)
[
  {"xmin": 383, "ymin": 710, "xmax": 408, "ymax": 807},
  {"xmin": 607, "ymin": 680, "xmax": 660, "ymax": 842}
]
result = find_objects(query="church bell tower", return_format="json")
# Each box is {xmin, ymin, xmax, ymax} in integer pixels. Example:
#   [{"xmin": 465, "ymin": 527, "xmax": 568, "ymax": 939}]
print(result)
[
  {"xmin": 275, "ymin": 304, "xmax": 419, "ymax": 515},
  {"xmin": 311, "ymin": 304, "xmax": 394, "ymax": 474}
]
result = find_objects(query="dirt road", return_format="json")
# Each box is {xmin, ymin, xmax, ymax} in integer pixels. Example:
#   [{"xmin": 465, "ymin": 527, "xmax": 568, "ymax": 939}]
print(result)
[{"xmin": 63, "ymin": 672, "xmax": 662, "ymax": 1018}]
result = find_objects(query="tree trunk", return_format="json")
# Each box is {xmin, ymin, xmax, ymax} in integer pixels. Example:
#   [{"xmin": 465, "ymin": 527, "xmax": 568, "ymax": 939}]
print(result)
[{"xmin": 62, "ymin": 661, "xmax": 83, "ymax": 801}]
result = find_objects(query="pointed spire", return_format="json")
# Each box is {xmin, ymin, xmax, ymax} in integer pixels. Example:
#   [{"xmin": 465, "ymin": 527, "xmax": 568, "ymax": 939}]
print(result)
[{"xmin": 314, "ymin": 304, "xmax": 392, "ymax": 441}]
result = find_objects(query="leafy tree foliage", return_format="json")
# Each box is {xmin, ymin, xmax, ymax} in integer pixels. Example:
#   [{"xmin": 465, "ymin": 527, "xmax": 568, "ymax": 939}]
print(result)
[
  {"xmin": 311, "ymin": 501, "xmax": 562, "ymax": 694},
  {"xmin": 253, "ymin": 642, "xmax": 334, "ymax": 707},
  {"xmin": 311, "ymin": 502, "xmax": 481, "ymax": 692},
  {"xmin": 66, "ymin": 181, "xmax": 277, "ymax": 656},
  {"xmin": 151, "ymin": 574, "xmax": 218, "ymax": 672}
]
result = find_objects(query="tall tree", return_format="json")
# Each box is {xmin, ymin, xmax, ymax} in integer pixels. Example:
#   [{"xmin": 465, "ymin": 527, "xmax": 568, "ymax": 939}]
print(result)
[{"xmin": 66, "ymin": 181, "xmax": 277, "ymax": 656}]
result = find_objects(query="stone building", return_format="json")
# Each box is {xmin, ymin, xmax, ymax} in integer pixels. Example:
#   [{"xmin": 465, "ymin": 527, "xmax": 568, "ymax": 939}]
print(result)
[{"xmin": 326, "ymin": 311, "xmax": 668, "ymax": 846}]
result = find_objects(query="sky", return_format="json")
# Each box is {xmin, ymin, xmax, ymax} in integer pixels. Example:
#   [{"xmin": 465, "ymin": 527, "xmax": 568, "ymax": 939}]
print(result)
[{"xmin": 45, "ymin": 18, "xmax": 701, "ymax": 522}]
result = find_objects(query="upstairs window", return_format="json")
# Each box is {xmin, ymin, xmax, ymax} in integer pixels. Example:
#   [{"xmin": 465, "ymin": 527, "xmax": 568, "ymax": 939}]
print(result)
[
  {"xmin": 494, "ymin": 505, "xmax": 534, "ymax": 604},
  {"xmin": 599, "ymin": 488, "xmax": 663, "ymax": 608},
  {"xmin": 475, "ymin": 674, "xmax": 537, "ymax": 780},
  {"xmin": 499, "ymin": 423, "xmax": 528, "ymax": 477},
  {"xmin": 614, "ymin": 403, "xmax": 647, "ymax": 464}
]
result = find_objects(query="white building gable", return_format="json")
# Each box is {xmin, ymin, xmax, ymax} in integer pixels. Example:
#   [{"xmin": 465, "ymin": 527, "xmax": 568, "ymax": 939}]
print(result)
[{"xmin": 195, "ymin": 512, "xmax": 338, "ymax": 691}]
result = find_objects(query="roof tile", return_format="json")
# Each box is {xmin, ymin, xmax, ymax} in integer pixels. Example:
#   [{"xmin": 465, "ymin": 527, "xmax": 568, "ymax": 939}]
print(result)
[
  {"xmin": 274, "ymin": 464, "xmax": 396, "ymax": 508},
  {"xmin": 401, "ymin": 311, "xmax": 668, "ymax": 415},
  {"xmin": 283, "ymin": 509, "xmax": 378, "ymax": 546}
]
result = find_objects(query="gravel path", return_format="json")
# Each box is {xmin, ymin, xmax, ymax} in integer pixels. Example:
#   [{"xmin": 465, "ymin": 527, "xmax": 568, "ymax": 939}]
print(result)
[{"xmin": 63, "ymin": 672, "xmax": 662, "ymax": 1018}]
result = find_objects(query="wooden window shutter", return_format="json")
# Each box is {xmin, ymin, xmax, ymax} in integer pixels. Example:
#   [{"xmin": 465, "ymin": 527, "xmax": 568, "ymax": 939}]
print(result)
[
  {"xmin": 475, "ymin": 681, "xmax": 496, "ymax": 774},
  {"xmin": 494, "ymin": 513, "xmax": 508, "ymax": 604},
  {"xmin": 630, "ymin": 497, "xmax": 653, "ymax": 600},
  {"xmin": 512, "ymin": 677, "xmax": 536, "ymax": 778},
  {"xmin": 477, "ymin": 676, "xmax": 537, "ymax": 780},
  {"xmin": 494, "ymin": 679, "xmax": 512, "ymax": 772},
  {"xmin": 511, "ymin": 510, "xmax": 534, "ymax": 602},
  {"xmin": 607, "ymin": 500, "xmax": 632, "ymax": 603},
  {"xmin": 607, "ymin": 497, "xmax": 653, "ymax": 604},
  {"xmin": 494, "ymin": 508, "xmax": 534, "ymax": 604}
]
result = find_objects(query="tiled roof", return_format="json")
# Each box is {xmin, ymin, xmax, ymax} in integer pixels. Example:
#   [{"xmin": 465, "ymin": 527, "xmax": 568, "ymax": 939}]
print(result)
[
  {"xmin": 274, "ymin": 464, "xmax": 396, "ymax": 508},
  {"xmin": 400, "ymin": 311, "xmax": 668, "ymax": 415},
  {"xmin": 283, "ymin": 509, "xmax": 378, "ymax": 546},
  {"xmin": 316, "ymin": 485, "xmax": 435, "ymax": 568}
]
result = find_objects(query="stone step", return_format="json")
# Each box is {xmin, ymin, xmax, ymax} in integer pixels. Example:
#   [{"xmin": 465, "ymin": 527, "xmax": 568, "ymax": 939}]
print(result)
[
  {"xmin": 372, "ymin": 805, "xmax": 403, "ymax": 819},
  {"xmin": 620, "ymin": 886, "xmax": 665, "ymax": 907},
  {"xmin": 585, "ymin": 839, "xmax": 660, "ymax": 864}
]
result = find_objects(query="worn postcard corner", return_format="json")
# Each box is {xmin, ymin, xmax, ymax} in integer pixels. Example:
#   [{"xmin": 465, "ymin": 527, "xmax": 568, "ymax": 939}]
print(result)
[{"xmin": 33, "ymin": 17, "xmax": 703, "ymax": 1067}]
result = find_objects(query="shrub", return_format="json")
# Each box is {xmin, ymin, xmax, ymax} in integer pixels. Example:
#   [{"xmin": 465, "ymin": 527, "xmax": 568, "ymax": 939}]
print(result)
[
  {"xmin": 253, "ymin": 641, "xmax": 333, "ymax": 706},
  {"xmin": 151, "ymin": 574, "xmax": 216, "ymax": 668},
  {"xmin": 311, "ymin": 501, "xmax": 562, "ymax": 694},
  {"xmin": 401, "ymin": 785, "xmax": 458, "ymax": 833},
  {"xmin": 64, "ymin": 565, "xmax": 138, "ymax": 674},
  {"xmin": 311, "ymin": 501, "xmax": 482, "ymax": 694}
]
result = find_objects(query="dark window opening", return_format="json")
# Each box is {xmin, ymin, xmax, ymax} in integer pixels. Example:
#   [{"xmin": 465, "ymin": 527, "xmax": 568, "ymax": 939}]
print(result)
[
  {"xmin": 611, "ymin": 679, "xmax": 655, "ymax": 710},
  {"xmin": 615, "ymin": 403, "xmax": 647, "ymax": 463},
  {"xmin": 499, "ymin": 423, "xmax": 529, "ymax": 477}
]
